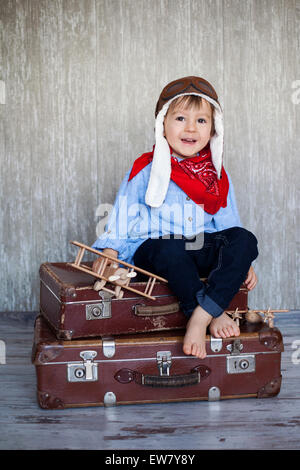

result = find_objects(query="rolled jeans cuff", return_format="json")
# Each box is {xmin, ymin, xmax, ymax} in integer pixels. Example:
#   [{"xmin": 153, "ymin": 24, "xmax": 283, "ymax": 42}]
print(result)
[{"xmin": 196, "ymin": 288, "xmax": 223, "ymax": 318}]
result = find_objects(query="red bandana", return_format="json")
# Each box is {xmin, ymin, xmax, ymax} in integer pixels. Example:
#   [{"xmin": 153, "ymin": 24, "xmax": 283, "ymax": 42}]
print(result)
[{"xmin": 128, "ymin": 146, "xmax": 229, "ymax": 214}]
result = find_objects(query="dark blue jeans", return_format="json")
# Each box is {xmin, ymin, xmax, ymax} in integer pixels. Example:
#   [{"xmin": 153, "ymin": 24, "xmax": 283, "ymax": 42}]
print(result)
[{"xmin": 133, "ymin": 227, "xmax": 258, "ymax": 319}]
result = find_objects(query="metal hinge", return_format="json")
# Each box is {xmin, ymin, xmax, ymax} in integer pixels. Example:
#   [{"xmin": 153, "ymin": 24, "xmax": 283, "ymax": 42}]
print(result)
[
  {"xmin": 102, "ymin": 337, "xmax": 116, "ymax": 358},
  {"xmin": 85, "ymin": 291, "xmax": 113, "ymax": 320},
  {"xmin": 67, "ymin": 350, "xmax": 98, "ymax": 382},
  {"xmin": 157, "ymin": 351, "xmax": 172, "ymax": 376},
  {"xmin": 210, "ymin": 336, "xmax": 223, "ymax": 352},
  {"xmin": 208, "ymin": 386, "xmax": 220, "ymax": 401},
  {"xmin": 226, "ymin": 339, "xmax": 255, "ymax": 374},
  {"xmin": 104, "ymin": 391, "xmax": 117, "ymax": 406}
]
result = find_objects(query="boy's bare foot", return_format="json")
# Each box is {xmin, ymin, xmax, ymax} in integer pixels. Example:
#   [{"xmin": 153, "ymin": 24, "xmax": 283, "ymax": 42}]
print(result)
[
  {"xmin": 183, "ymin": 306, "xmax": 212, "ymax": 359},
  {"xmin": 209, "ymin": 312, "xmax": 240, "ymax": 339}
]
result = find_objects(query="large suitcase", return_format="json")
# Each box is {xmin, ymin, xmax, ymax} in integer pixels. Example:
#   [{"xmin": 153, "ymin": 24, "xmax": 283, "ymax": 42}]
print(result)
[
  {"xmin": 32, "ymin": 315, "xmax": 283, "ymax": 409},
  {"xmin": 39, "ymin": 262, "xmax": 249, "ymax": 340}
]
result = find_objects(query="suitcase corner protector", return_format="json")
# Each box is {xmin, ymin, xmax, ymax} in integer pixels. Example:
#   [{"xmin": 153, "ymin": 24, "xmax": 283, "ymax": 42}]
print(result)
[
  {"xmin": 37, "ymin": 390, "xmax": 65, "ymax": 409},
  {"xmin": 257, "ymin": 376, "xmax": 282, "ymax": 398},
  {"xmin": 56, "ymin": 329, "xmax": 74, "ymax": 340}
]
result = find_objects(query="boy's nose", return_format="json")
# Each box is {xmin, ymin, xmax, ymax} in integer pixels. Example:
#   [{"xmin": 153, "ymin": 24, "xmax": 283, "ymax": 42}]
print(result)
[{"xmin": 185, "ymin": 120, "xmax": 196, "ymax": 131}]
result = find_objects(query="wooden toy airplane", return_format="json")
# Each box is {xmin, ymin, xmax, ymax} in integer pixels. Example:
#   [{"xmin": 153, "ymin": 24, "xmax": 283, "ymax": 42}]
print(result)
[
  {"xmin": 226, "ymin": 307, "xmax": 289, "ymax": 328},
  {"xmin": 69, "ymin": 241, "xmax": 168, "ymax": 300}
]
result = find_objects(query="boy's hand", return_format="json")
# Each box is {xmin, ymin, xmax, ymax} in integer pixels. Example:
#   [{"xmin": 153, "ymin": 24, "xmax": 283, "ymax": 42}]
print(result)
[
  {"xmin": 245, "ymin": 266, "xmax": 257, "ymax": 290},
  {"xmin": 92, "ymin": 249, "xmax": 119, "ymax": 274},
  {"xmin": 103, "ymin": 248, "xmax": 119, "ymax": 260}
]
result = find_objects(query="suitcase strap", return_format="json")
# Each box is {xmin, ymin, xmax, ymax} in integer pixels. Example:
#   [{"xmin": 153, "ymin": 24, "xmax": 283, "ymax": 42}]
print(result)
[
  {"xmin": 114, "ymin": 365, "xmax": 211, "ymax": 388},
  {"xmin": 134, "ymin": 302, "xmax": 180, "ymax": 316}
]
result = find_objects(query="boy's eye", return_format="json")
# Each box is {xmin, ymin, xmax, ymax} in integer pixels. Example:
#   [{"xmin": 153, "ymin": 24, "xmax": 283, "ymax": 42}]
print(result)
[{"xmin": 175, "ymin": 116, "xmax": 207, "ymax": 123}]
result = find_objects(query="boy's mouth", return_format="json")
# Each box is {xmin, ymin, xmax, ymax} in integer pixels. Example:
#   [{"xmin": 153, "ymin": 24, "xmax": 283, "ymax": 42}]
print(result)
[{"xmin": 181, "ymin": 138, "xmax": 197, "ymax": 144}]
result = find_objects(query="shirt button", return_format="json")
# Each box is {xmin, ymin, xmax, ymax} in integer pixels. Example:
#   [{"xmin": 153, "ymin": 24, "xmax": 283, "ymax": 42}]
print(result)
[
  {"xmin": 186, "ymin": 196, "xmax": 190, "ymax": 201},
  {"xmin": 188, "ymin": 217, "xmax": 193, "ymax": 222}
]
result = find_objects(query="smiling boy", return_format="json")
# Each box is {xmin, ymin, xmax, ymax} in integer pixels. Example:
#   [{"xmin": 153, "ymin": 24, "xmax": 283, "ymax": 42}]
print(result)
[{"xmin": 92, "ymin": 76, "xmax": 258, "ymax": 359}]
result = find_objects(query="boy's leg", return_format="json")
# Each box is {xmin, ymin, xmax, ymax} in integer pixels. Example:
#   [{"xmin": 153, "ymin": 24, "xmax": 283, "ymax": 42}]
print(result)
[
  {"xmin": 191, "ymin": 227, "xmax": 258, "ymax": 338},
  {"xmin": 133, "ymin": 228, "xmax": 258, "ymax": 356},
  {"xmin": 182, "ymin": 305, "xmax": 213, "ymax": 358},
  {"xmin": 133, "ymin": 237, "xmax": 213, "ymax": 359}
]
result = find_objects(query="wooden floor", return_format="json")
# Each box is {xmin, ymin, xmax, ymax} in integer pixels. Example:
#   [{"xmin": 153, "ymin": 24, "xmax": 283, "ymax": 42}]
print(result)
[{"xmin": 0, "ymin": 310, "xmax": 299, "ymax": 451}]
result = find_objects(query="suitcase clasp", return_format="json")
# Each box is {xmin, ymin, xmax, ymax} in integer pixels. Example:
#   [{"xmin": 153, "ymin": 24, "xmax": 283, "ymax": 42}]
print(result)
[
  {"xmin": 86, "ymin": 291, "xmax": 113, "ymax": 320},
  {"xmin": 226, "ymin": 340, "xmax": 255, "ymax": 374},
  {"xmin": 67, "ymin": 350, "xmax": 98, "ymax": 382},
  {"xmin": 157, "ymin": 351, "xmax": 172, "ymax": 376}
]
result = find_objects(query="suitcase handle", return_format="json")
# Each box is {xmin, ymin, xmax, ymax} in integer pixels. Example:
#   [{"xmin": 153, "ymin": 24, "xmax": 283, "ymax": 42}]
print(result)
[
  {"xmin": 114, "ymin": 365, "xmax": 210, "ymax": 388},
  {"xmin": 133, "ymin": 302, "xmax": 180, "ymax": 316}
]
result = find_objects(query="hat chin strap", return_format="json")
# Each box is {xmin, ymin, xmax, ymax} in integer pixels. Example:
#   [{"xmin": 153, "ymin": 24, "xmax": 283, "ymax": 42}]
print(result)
[{"xmin": 145, "ymin": 93, "xmax": 223, "ymax": 208}]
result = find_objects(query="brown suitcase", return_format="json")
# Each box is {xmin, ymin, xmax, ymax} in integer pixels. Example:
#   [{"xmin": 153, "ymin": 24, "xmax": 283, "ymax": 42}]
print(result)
[
  {"xmin": 32, "ymin": 315, "xmax": 283, "ymax": 409},
  {"xmin": 39, "ymin": 262, "xmax": 249, "ymax": 339}
]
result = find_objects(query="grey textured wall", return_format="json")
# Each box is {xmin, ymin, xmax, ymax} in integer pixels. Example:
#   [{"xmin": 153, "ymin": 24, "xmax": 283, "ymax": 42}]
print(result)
[{"xmin": 0, "ymin": 0, "xmax": 299, "ymax": 311}]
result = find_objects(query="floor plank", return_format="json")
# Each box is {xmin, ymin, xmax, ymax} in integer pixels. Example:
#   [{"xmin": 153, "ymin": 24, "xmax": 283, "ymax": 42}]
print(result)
[{"xmin": 0, "ymin": 311, "xmax": 299, "ymax": 450}]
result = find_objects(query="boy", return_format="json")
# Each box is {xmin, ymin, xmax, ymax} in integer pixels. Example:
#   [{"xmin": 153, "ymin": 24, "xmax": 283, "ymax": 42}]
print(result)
[{"xmin": 92, "ymin": 76, "xmax": 258, "ymax": 359}]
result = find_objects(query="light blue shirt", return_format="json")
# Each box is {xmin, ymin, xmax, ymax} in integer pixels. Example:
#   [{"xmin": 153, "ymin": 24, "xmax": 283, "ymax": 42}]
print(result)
[{"xmin": 92, "ymin": 157, "xmax": 242, "ymax": 265}]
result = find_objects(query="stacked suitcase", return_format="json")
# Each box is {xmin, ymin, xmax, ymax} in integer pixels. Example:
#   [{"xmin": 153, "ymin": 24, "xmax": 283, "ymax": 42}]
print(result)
[{"xmin": 32, "ymin": 261, "xmax": 284, "ymax": 408}]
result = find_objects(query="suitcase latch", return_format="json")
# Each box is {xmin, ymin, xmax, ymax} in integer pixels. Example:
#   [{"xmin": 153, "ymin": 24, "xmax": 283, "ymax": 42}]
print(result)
[
  {"xmin": 226, "ymin": 339, "xmax": 255, "ymax": 374},
  {"xmin": 157, "ymin": 351, "xmax": 172, "ymax": 376},
  {"xmin": 67, "ymin": 350, "xmax": 98, "ymax": 382},
  {"xmin": 86, "ymin": 290, "xmax": 113, "ymax": 320}
]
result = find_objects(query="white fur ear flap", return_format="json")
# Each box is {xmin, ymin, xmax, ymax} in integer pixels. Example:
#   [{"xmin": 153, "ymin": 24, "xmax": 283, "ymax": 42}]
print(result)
[
  {"xmin": 145, "ymin": 103, "xmax": 171, "ymax": 207},
  {"xmin": 209, "ymin": 107, "xmax": 224, "ymax": 179}
]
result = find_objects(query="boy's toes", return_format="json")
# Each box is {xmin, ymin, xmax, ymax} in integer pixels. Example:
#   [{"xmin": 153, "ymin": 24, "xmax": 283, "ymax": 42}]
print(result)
[
  {"xmin": 210, "ymin": 327, "xmax": 221, "ymax": 338},
  {"xmin": 218, "ymin": 329, "xmax": 227, "ymax": 339},
  {"xmin": 191, "ymin": 343, "xmax": 198, "ymax": 357},
  {"xmin": 226, "ymin": 326, "xmax": 234, "ymax": 337},
  {"xmin": 199, "ymin": 346, "xmax": 207, "ymax": 359},
  {"xmin": 222, "ymin": 327, "xmax": 230, "ymax": 337},
  {"xmin": 183, "ymin": 343, "xmax": 191, "ymax": 355},
  {"xmin": 184, "ymin": 341, "xmax": 207, "ymax": 359},
  {"xmin": 209, "ymin": 323, "xmax": 221, "ymax": 338},
  {"xmin": 232, "ymin": 324, "xmax": 240, "ymax": 336}
]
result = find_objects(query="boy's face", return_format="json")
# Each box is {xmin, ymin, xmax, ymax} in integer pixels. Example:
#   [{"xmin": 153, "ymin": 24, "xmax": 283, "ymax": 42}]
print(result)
[{"xmin": 163, "ymin": 98, "xmax": 213, "ymax": 159}]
